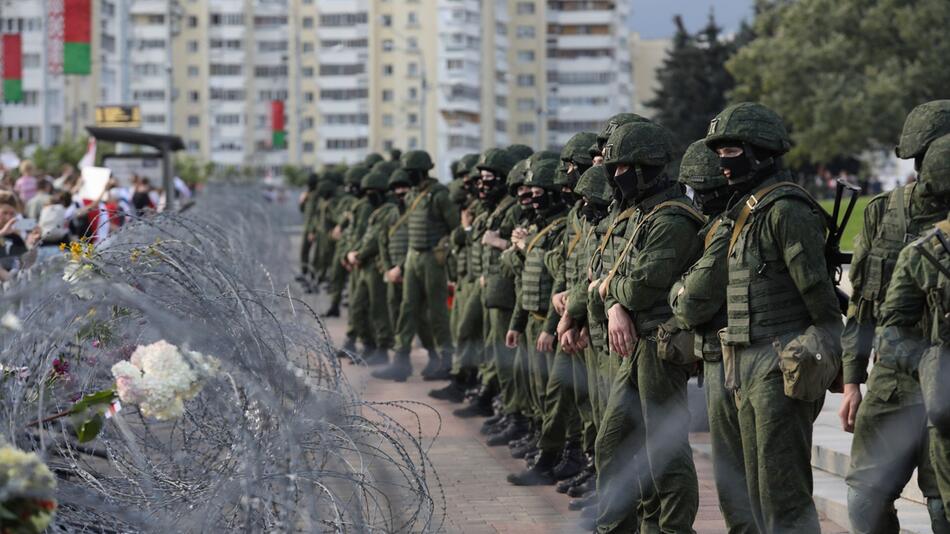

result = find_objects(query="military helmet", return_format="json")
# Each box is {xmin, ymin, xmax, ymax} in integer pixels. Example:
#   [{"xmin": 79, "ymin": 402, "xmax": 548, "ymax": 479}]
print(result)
[
  {"xmin": 344, "ymin": 164, "xmax": 369, "ymax": 186},
  {"xmin": 603, "ymin": 121, "xmax": 675, "ymax": 171},
  {"xmin": 371, "ymin": 160, "xmax": 400, "ymax": 177},
  {"xmin": 529, "ymin": 150, "xmax": 560, "ymax": 165},
  {"xmin": 506, "ymin": 144, "xmax": 534, "ymax": 161},
  {"xmin": 704, "ymin": 102, "xmax": 791, "ymax": 155},
  {"xmin": 388, "ymin": 168, "xmax": 411, "ymax": 189},
  {"xmin": 522, "ymin": 158, "xmax": 560, "ymax": 191},
  {"xmin": 561, "ymin": 132, "xmax": 598, "ymax": 168},
  {"xmin": 360, "ymin": 169, "xmax": 389, "ymax": 191},
  {"xmin": 597, "ymin": 113, "xmax": 651, "ymax": 149},
  {"xmin": 450, "ymin": 160, "xmax": 462, "ymax": 178},
  {"xmin": 476, "ymin": 148, "xmax": 519, "ymax": 178},
  {"xmin": 919, "ymin": 133, "xmax": 950, "ymax": 197},
  {"xmin": 575, "ymin": 165, "xmax": 613, "ymax": 206},
  {"xmin": 678, "ymin": 139, "xmax": 727, "ymax": 192},
  {"xmin": 364, "ymin": 153, "xmax": 385, "ymax": 168},
  {"xmin": 507, "ymin": 159, "xmax": 530, "ymax": 195},
  {"xmin": 316, "ymin": 179, "xmax": 336, "ymax": 197},
  {"xmin": 448, "ymin": 179, "xmax": 469, "ymax": 205},
  {"xmin": 588, "ymin": 142, "xmax": 602, "ymax": 160},
  {"xmin": 896, "ymin": 100, "xmax": 950, "ymax": 159},
  {"xmin": 400, "ymin": 150, "xmax": 435, "ymax": 171},
  {"xmin": 456, "ymin": 153, "xmax": 480, "ymax": 178},
  {"xmin": 323, "ymin": 169, "xmax": 344, "ymax": 186}
]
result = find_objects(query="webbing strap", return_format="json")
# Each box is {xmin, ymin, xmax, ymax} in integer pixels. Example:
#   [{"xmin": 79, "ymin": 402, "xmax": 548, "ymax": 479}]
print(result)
[
  {"xmin": 527, "ymin": 216, "xmax": 567, "ymax": 253},
  {"xmin": 705, "ymin": 218, "xmax": 723, "ymax": 249},
  {"xmin": 728, "ymin": 182, "xmax": 819, "ymax": 256},
  {"xmin": 388, "ymin": 185, "xmax": 430, "ymax": 237}
]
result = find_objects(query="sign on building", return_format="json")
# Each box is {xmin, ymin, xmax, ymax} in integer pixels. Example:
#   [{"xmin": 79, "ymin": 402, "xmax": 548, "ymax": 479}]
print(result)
[{"xmin": 95, "ymin": 105, "xmax": 142, "ymax": 128}]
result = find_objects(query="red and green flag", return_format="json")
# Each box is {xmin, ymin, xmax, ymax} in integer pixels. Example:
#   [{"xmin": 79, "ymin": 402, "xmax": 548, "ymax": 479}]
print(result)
[
  {"xmin": 1, "ymin": 34, "xmax": 23, "ymax": 103},
  {"xmin": 64, "ymin": 0, "xmax": 92, "ymax": 75},
  {"xmin": 272, "ymin": 100, "xmax": 286, "ymax": 149}
]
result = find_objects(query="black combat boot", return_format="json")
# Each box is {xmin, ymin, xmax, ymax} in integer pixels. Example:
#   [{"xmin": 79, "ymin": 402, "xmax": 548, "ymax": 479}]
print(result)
[
  {"xmin": 324, "ymin": 302, "xmax": 341, "ymax": 317},
  {"xmin": 370, "ymin": 350, "xmax": 411, "ymax": 382},
  {"xmin": 480, "ymin": 413, "xmax": 508, "ymax": 435},
  {"xmin": 424, "ymin": 350, "xmax": 454, "ymax": 381},
  {"xmin": 507, "ymin": 448, "xmax": 557, "ymax": 486},
  {"xmin": 567, "ymin": 474, "xmax": 595, "ymax": 498},
  {"xmin": 552, "ymin": 441, "xmax": 586, "ymax": 480},
  {"xmin": 556, "ymin": 463, "xmax": 591, "ymax": 494},
  {"xmin": 363, "ymin": 346, "xmax": 389, "ymax": 366},
  {"xmin": 428, "ymin": 368, "xmax": 470, "ymax": 403},
  {"xmin": 569, "ymin": 491, "xmax": 598, "ymax": 511},
  {"xmin": 486, "ymin": 414, "xmax": 528, "ymax": 446},
  {"xmin": 335, "ymin": 338, "xmax": 357, "ymax": 361},
  {"xmin": 419, "ymin": 350, "xmax": 441, "ymax": 379},
  {"xmin": 510, "ymin": 431, "xmax": 539, "ymax": 459},
  {"xmin": 453, "ymin": 380, "xmax": 496, "ymax": 418}
]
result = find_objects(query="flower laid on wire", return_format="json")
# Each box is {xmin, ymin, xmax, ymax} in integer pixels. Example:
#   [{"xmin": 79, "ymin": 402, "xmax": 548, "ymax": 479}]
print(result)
[
  {"xmin": 111, "ymin": 340, "xmax": 220, "ymax": 421},
  {"xmin": 0, "ymin": 444, "xmax": 57, "ymax": 534},
  {"xmin": 1, "ymin": 311, "xmax": 22, "ymax": 332}
]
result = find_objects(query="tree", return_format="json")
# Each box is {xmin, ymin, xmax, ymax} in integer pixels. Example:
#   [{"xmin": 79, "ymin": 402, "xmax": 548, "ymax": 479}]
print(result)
[
  {"xmin": 281, "ymin": 165, "xmax": 311, "ymax": 188},
  {"xmin": 647, "ymin": 13, "xmax": 745, "ymax": 155},
  {"xmin": 728, "ymin": 0, "xmax": 950, "ymax": 165}
]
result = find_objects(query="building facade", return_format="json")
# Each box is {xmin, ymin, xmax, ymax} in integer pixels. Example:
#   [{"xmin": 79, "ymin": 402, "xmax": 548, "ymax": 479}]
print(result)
[{"xmin": 2, "ymin": 0, "xmax": 641, "ymax": 178}]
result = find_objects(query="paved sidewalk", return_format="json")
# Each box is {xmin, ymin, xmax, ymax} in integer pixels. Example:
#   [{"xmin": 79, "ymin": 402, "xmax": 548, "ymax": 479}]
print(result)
[{"xmin": 307, "ymin": 290, "xmax": 847, "ymax": 533}]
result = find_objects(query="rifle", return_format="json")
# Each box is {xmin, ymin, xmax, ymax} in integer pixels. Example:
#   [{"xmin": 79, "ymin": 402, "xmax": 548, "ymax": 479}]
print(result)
[{"xmin": 825, "ymin": 177, "xmax": 862, "ymax": 313}]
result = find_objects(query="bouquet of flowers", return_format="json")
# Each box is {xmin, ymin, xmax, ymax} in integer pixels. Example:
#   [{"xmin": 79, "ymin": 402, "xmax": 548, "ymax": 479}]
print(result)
[{"xmin": 0, "ymin": 445, "xmax": 56, "ymax": 534}]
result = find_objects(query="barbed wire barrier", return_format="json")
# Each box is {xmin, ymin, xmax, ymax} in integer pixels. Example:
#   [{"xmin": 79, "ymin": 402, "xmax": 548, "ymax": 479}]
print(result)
[{"xmin": 0, "ymin": 186, "xmax": 443, "ymax": 533}]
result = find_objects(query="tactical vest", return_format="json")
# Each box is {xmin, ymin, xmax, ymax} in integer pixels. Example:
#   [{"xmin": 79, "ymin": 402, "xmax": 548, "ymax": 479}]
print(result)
[
  {"xmin": 916, "ymin": 221, "xmax": 950, "ymax": 346},
  {"xmin": 408, "ymin": 179, "xmax": 451, "ymax": 250},
  {"xmin": 561, "ymin": 208, "xmax": 585, "ymax": 284},
  {"xmin": 611, "ymin": 198, "xmax": 704, "ymax": 332},
  {"xmin": 521, "ymin": 215, "xmax": 567, "ymax": 313},
  {"xmin": 387, "ymin": 207, "xmax": 411, "ymax": 268},
  {"xmin": 725, "ymin": 183, "xmax": 822, "ymax": 345},
  {"xmin": 688, "ymin": 219, "xmax": 730, "ymax": 361},
  {"xmin": 454, "ymin": 232, "xmax": 469, "ymax": 280},
  {"xmin": 857, "ymin": 183, "xmax": 943, "ymax": 321},
  {"xmin": 469, "ymin": 211, "xmax": 490, "ymax": 278}
]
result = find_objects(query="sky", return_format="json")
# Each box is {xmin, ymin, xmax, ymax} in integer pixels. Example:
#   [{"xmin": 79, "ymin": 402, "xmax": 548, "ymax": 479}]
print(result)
[{"xmin": 628, "ymin": 0, "xmax": 755, "ymax": 39}]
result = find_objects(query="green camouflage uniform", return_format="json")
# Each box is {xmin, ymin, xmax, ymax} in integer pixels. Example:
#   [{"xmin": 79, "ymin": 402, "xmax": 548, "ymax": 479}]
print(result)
[
  {"xmin": 844, "ymin": 100, "xmax": 950, "ymax": 533},
  {"xmin": 707, "ymin": 103, "xmax": 843, "ymax": 533}
]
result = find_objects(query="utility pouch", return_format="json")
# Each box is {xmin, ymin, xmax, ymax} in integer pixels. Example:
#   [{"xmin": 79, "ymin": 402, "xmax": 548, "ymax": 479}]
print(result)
[
  {"xmin": 483, "ymin": 274, "xmax": 516, "ymax": 309},
  {"xmin": 919, "ymin": 346, "xmax": 950, "ymax": 434},
  {"xmin": 719, "ymin": 328, "xmax": 738, "ymax": 392},
  {"xmin": 776, "ymin": 326, "xmax": 842, "ymax": 402},
  {"xmin": 656, "ymin": 318, "xmax": 700, "ymax": 366}
]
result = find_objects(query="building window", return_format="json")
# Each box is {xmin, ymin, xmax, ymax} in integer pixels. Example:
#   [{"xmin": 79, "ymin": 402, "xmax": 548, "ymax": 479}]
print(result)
[
  {"xmin": 408, "ymin": 62, "xmax": 418, "ymax": 76},
  {"xmin": 496, "ymin": 95, "xmax": 507, "ymax": 108},
  {"xmin": 446, "ymin": 59, "xmax": 463, "ymax": 70},
  {"xmin": 188, "ymin": 115, "xmax": 200, "ymax": 126},
  {"xmin": 407, "ymin": 37, "xmax": 418, "ymax": 50},
  {"xmin": 408, "ymin": 87, "xmax": 418, "ymax": 99},
  {"xmin": 187, "ymin": 140, "xmax": 200, "ymax": 151},
  {"xmin": 382, "ymin": 114, "xmax": 394, "ymax": 127},
  {"xmin": 516, "ymin": 2, "xmax": 535, "ymax": 14},
  {"xmin": 408, "ymin": 113, "xmax": 418, "ymax": 125},
  {"xmin": 214, "ymin": 114, "xmax": 242, "ymax": 125},
  {"xmin": 211, "ymin": 64, "xmax": 243, "ymax": 76},
  {"xmin": 407, "ymin": 12, "xmax": 418, "ymax": 26},
  {"xmin": 516, "ymin": 26, "xmax": 535, "ymax": 38},
  {"xmin": 381, "ymin": 14, "xmax": 392, "ymax": 27},
  {"xmin": 303, "ymin": 142, "xmax": 315, "ymax": 152},
  {"xmin": 382, "ymin": 90, "xmax": 394, "ymax": 102},
  {"xmin": 187, "ymin": 65, "xmax": 199, "ymax": 76},
  {"xmin": 302, "ymin": 67, "xmax": 314, "ymax": 78},
  {"xmin": 517, "ymin": 50, "xmax": 535, "ymax": 62},
  {"xmin": 303, "ymin": 17, "xmax": 314, "ymax": 28},
  {"xmin": 495, "ymin": 119, "xmax": 507, "ymax": 132},
  {"xmin": 518, "ymin": 122, "xmax": 535, "ymax": 135},
  {"xmin": 517, "ymin": 74, "xmax": 535, "ymax": 87},
  {"xmin": 517, "ymin": 98, "xmax": 535, "ymax": 111},
  {"xmin": 302, "ymin": 42, "xmax": 314, "ymax": 52},
  {"xmin": 302, "ymin": 117, "xmax": 314, "ymax": 129},
  {"xmin": 189, "ymin": 91, "xmax": 200, "ymax": 102},
  {"xmin": 187, "ymin": 40, "xmax": 199, "ymax": 52},
  {"xmin": 187, "ymin": 16, "xmax": 198, "ymax": 28},
  {"xmin": 383, "ymin": 64, "xmax": 394, "ymax": 76},
  {"xmin": 409, "ymin": 137, "xmax": 418, "ymax": 149},
  {"xmin": 304, "ymin": 92, "xmax": 314, "ymax": 103},
  {"xmin": 382, "ymin": 39, "xmax": 394, "ymax": 52}
]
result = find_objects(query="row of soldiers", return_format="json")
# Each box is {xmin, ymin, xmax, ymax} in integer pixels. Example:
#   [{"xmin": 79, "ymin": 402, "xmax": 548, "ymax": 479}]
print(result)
[{"xmin": 298, "ymin": 100, "xmax": 950, "ymax": 533}]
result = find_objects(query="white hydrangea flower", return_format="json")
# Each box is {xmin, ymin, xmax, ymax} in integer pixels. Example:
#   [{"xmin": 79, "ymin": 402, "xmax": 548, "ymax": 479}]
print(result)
[
  {"xmin": 1, "ymin": 311, "xmax": 22, "ymax": 331},
  {"xmin": 110, "ymin": 341, "xmax": 220, "ymax": 421}
]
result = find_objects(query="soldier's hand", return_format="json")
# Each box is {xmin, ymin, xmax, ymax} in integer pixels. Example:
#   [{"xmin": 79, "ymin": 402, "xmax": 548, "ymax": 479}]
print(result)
[
  {"xmin": 505, "ymin": 330, "xmax": 520, "ymax": 349},
  {"xmin": 461, "ymin": 208, "xmax": 473, "ymax": 228},
  {"xmin": 552, "ymin": 291, "xmax": 568, "ymax": 316},
  {"xmin": 330, "ymin": 226, "xmax": 343, "ymax": 241},
  {"xmin": 598, "ymin": 278, "xmax": 609, "ymax": 300},
  {"xmin": 588, "ymin": 278, "xmax": 600, "ymax": 294},
  {"xmin": 556, "ymin": 313, "xmax": 574, "ymax": 339},
  {"xmin": 479, "ymin": 275, "xmax": 486, "ymax": 288},
  {"xmin": 576, "ymin": 326, "xmax": 590, "ymax": 351},
  {"xmin": 607, "ymin": 303, "xmax": 637, "ymax": 357},
  {"xmin": 346, "ymin": 251, "xmax": 360, "ymax": 267},
  {"xmin": 307, "ymin": 233, "xmax": 316, "ymax": 243},
  {"xmin": 560, "ymin": 328, "xmax": 577, "ymax": 354},
  {"xmin": 385, "ymin": 266, "xmax": 403, "ymax": 284},
  {"xmin": 838, "ymin": 383, "xmax": 862, "ymax": 433},
  {"xmin": 536, "ymin": 332, "xmax": 556, "ymax": 353}
]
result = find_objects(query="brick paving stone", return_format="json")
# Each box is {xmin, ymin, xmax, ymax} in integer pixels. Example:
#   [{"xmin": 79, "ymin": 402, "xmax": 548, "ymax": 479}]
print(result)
[{"xmin": 301, "ymin": 285, "xmax": 848, "ymax": 533}]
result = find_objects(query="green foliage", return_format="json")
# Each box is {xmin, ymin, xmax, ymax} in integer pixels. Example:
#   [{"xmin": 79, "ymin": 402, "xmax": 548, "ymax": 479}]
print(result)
[
  {"xmin": 728, "ymin": 0, "xmax": 950, "ymax": 165},
  {"xmin": 282, "ymin": 165, "xmax": 311, "ymax": 187},
  {"xmin": 820, "ymin": 195, "xmax": 872, "ymax": 252},
  {"xmin": 68, "ymin": 389, "xmax": 117, "ymax": 443},
  {"xmin": 175, "ymin": 154, "xmax": 213, "ymax": 187},
  {"xmin": 647, "ymin": 14, "xmax": 748, "ymax": 155}
]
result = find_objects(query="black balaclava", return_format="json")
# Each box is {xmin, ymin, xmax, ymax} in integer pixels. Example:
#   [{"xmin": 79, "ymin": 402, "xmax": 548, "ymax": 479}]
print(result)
[
  {"xmin": 479, "ymin": 174, "xmax": 506, "ymax": 205},
  {"xmin": 719, "ymin": 144, "xmax": 779, "ymax": 194},
  {"xmin": 611, "ymin": 164, "xmax": 665, "ymax": 203},
  {"xmin": 518, "ymin": 189, "xmax": 535, "ymax": 219},
  {"xmin": 406, "ymin": 169, "xmax": 427, "ymax": 186},
  {"xmin": 347, "ymin": 184, "xmax": 362, "ymax": 197},
  {"xmin": 367, "ymin": 189, "xmax": 385, "ymax": 207},
  {"xmin": 582, "ymin": 200, "xmax": 609, "ymax": 225},
  {"xmin": 694, "ymin": 185, "xmax": 732, "ymax": 216}
]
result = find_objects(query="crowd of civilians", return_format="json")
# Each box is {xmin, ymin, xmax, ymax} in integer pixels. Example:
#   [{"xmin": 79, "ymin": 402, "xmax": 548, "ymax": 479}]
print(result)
[{"xmin": 0, "ymin": 159, "xmax": 178, "ymax": 282}]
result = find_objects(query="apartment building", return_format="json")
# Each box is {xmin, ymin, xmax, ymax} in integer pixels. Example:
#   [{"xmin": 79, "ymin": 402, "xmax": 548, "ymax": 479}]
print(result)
[{"xmin": 629, "ymin": 32, "xmax": 670, "ymax": 118}]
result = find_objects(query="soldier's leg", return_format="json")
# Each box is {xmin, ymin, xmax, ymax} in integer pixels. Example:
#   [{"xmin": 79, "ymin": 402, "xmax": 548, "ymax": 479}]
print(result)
[
  {"xmin": 393, "ymin": 252, "xmax": 424, "ymax": 354},
  {"xmin": 489, "ymin": 308, "xmax": 519, "ymax": 414},
  {"xmin": 538, "ymin": 347, "xmax": 579, "ymax": 454},
  {"xmin": 366, "ymin": 270, "xmax": 393, "ymax": 350},
  {"xmin": 636, "ymin": 341, "xmax": 698, "ymax": 532},
  {"xmin": 572, "ymin": 349, "xmax": 597, "ymax": 451},
  {"xmin": 299, "ymin": 234, "xmax": 312, "ymax": 276},
  {"xmin": 594, "ymin": 345, "xmax": 659, "ymax": 534},
  {"xmin": 705, "ymin": 360, "xmax": 757, "ymax": 534},
  {"xmin": 327, "ymin": 252, "xmax": 346, "ymax": 312},
  {"xmin": 345, "ymin": 269, "xmax": 367, "ymax": 343},
  {"xmin": 930, "ymin": 429, "xmax": 950, "ymax": 525},
  {"xmin": 508, "ymin": 336, "xmax": 534, "ymax": 418},
  {"xmin": 737, "ymin": 342, "xmax": 820, "ymax": 534},
  {"xmin": 419, "ymin": 251, "xmax": 453, "ymax": 351},
  {"xmin": 455, "ymin": 283, "xmax": 485, "ymax": 373}
]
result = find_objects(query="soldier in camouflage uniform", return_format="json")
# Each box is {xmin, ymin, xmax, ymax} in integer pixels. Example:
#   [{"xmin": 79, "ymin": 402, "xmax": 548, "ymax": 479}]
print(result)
[
  {"xmin": 843, "ymin": 101, "xmax": 950, "ymax": 533},
  {"xmin": 334, "ymin": 164, "xmax": 369, "ymax": 355},
  {"xmin": 556, "ymin": 163, "xmax": 616, "ymax": 501},
  {"xmin": 373, "ymin": 151, "xmax": 459, "ymax": 382},
  {"xmin": 325, "ymin": 165, "xmax": 360, "ymax": 318},
  {"xmin": 518, "ymin": 132, "xmax": 599, "ymax": 487},
  {"xmin": 309, "ymin": 173, "xmax": 342, "ymax": 295},
  {"xmin": 378, "ymin": 169, "xmax": 438, "ymax": 369},
  {"xmin": 706, "ymin": 103, "xmax": 843, "ymax": 533},
  {"xmin": 597, "ymin": 121, "xmax": 705, "ymax": 532},
  {"xmin": 874, "ymin": 133, "xmax": 950, "ymax": 527},
  {"xmin": 299, "ymin": 173, "xmax": 320, "ymax": 289},
  {"xmin": 501, "ymin": 158, "xmax": 570, "ymax": 485},
  {"xmin": 345, "ymin": 167, "xmax": 397, "ymax": 365},
  {"xmin": 669, "ymin": 140, "xmax": 757, "ymax": 533}
]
